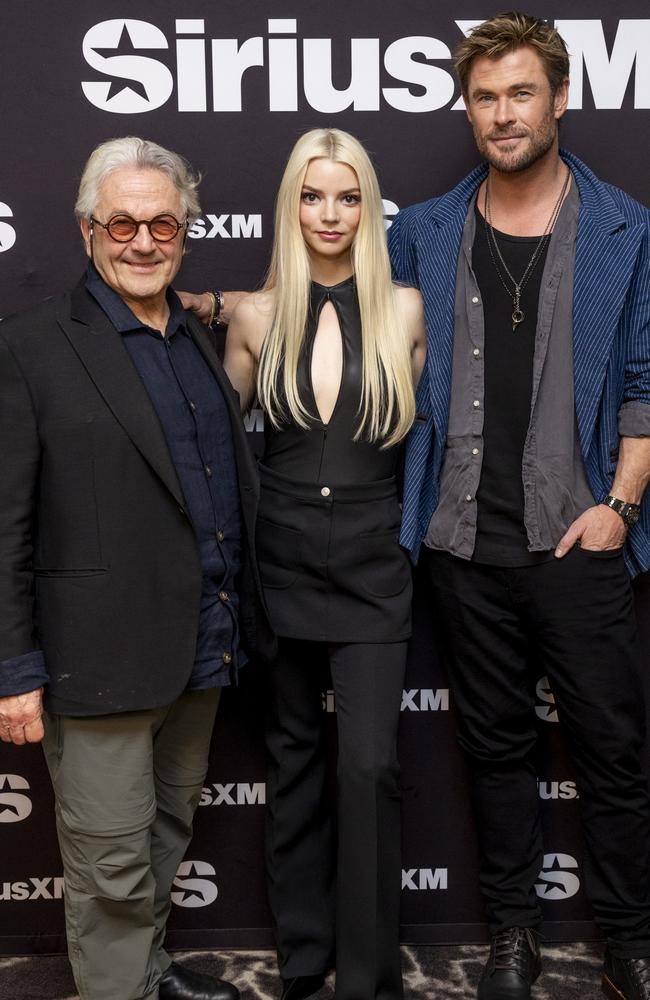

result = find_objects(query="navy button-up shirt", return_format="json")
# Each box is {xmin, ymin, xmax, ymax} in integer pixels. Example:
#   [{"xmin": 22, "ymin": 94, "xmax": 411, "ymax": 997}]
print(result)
[{"xmin": 86, "ymin": 264, "xmax": 243, "ymax": 688}]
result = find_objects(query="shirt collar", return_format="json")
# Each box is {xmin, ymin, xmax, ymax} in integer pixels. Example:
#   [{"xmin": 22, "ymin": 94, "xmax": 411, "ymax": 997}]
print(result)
[{"xmin": 84, "ymin": 261, "xmax": 187, "ymax": 338}]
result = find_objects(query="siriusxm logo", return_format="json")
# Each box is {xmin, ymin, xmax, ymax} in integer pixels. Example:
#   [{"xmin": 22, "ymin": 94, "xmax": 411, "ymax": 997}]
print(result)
[
  {"xmin": 535, "ymin": 853, "xmax": 580, "ymax": 901},
  {"xmin": 0, "ymin": 877, "xmax": 64, "ymax": 901},
  {"xmin": 200, "ymin": 782, "xmax": 265, "ymax": 806},
  {"xmin": 0, "ymin": 862, "xmax": 219, "ymax": 907},
  {"xmin": 188, "ymin": 214, "xmax": 262, "ymax": 240},
  {"xmin": 0, "ymin": 775, "xmax": 32, "ymax": 823},
  {"xmin": 0, "ymin": 203, "xmax": 16, "ymax": 254},
  {"xmin": 538, "ymin": 780, "xmax": 578, "ymax": 801},
  {"xmin": 402, "ymin": 868, "xmax": 448, "ymax": 891},
  {"xmin": 81, "ymin": 18, "xmax": 650, "ymax": 114},
  {"xmin": 170, "ymin": 861, "xmax": 218, "ymax": 908},
  {"xmin": 535, "ymin": 675, "xmax": 559, "ymax": 723},
  {"xmin": 401, "ymin": 688, "xmax": 449, "ymax": 712},
  {"xmin": 323, "ymin": 688, "xmax": 449, "ymax": 713}
]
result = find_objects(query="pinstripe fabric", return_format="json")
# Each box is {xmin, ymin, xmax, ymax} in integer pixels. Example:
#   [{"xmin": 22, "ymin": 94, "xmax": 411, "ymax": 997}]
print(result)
[{"xmin": 389, "ymin": 152, "xmax": 650, "ymax": 576}]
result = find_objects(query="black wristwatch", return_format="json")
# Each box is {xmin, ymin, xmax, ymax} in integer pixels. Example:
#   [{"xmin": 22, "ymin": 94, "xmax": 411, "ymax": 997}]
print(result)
[{"xmin": 601, "ymin": 494, "xmax": 641, "ymax": 527}]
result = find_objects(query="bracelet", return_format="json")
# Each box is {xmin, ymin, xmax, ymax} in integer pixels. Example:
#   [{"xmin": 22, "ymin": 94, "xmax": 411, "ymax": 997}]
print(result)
[
  {"xmin": 208, "ymin": 289, "xmax": 225, "ymax": 328},
  {"xmin": 207, "ymin": 292, "xmax": 217, "ymax": 328}
]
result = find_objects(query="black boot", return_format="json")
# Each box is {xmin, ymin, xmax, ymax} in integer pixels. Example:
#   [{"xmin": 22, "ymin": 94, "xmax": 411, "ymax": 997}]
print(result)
[
  {"xmin": 158, "ymin": 961, "xmax": 240, "ymax": 1000},
  {"xmin": 477, "ymin": 927, "xmax": 542, "ymax": 999},
  {"xmin": 603, "ymin": 950, "xmax": 650, "ymax": 999}
]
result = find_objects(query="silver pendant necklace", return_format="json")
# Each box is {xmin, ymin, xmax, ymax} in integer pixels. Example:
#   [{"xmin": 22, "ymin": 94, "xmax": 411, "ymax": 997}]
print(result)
[{"xmin": 483, "ymin": 168, "xmax": 571, "ymax": 332}]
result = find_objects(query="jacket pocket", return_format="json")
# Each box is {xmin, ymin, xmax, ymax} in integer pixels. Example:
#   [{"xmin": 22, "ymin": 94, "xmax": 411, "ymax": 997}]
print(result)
[
  {"xmin": 34, "ymin": 568, "xmax": 108, "ymax": 577},
  {"xmin": 256, "ymin": 518, "xmax": 302, "ymax": 590},
  {"xmin": 357, "ymin": 530, "xmax": 411, "ymax": 598}
]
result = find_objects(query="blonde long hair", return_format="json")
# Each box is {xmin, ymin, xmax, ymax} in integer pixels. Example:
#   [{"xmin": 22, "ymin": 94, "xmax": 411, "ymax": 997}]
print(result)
[{"xmin": 257, "ymin": 128, "xmax": 415, "ymax": 448}]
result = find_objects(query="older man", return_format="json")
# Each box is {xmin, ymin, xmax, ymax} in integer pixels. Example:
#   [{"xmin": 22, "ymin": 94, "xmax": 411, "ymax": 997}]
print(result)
[{"xmin": 0, "ymin": 137, "xmax": 273, "ymax": 1000}]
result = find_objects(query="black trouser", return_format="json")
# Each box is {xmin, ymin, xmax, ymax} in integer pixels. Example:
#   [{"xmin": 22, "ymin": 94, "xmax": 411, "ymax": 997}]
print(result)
[
  {"xmin": 265, "ymin": 638, "xmax": 407, "ymax": 999},
  {"xmin": 425, "ymin": 545, "xmax": 650, "ymax": 958}
]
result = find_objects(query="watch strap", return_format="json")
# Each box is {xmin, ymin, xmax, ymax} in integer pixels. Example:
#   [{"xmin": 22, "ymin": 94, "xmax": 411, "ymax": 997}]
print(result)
[{"xmin": 601, "ymin": 494, "xmax": 641, "ymax": 527}]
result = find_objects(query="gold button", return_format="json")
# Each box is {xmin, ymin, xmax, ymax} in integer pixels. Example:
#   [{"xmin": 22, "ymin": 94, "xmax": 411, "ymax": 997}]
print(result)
[
  {"xmin": 321, "ymin": 486, "xmax": 331, "ymax": 497},
  {"xmin": 217, "ymin": 530, "xmax": 225, "ymax": 542},
  {"xmin": 222, "ymin": 652, "xmax": 232, "ymax": 664},
  {"xmin": 219, "ymin": 591, "xmax": 229, "ymax": 602}
]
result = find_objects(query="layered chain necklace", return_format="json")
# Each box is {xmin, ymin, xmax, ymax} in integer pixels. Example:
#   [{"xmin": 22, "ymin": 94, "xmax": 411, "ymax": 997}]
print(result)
[{"xmin": 483, "ymin": 167, "xmax": 571, "ymax": 332}]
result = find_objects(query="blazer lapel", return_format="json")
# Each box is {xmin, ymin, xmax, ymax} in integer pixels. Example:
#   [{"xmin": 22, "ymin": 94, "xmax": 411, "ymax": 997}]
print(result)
[{"xmin": 56, "ymin": 285, "xmax": 185, "ymax": 508}]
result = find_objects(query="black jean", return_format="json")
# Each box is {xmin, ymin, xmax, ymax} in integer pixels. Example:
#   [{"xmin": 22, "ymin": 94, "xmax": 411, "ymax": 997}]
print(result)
[
  {"xmin": 265, "ymin": 637, "xmax": 407, "ymax": 999},
  {"xmin": 425, "ymin": 545, "xmax": 650, "ymax": 957}
]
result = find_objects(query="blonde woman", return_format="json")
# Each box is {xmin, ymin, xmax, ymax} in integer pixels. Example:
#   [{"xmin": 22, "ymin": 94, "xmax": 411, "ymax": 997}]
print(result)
[{"xmin": 191, "ymin": 128, "xmax": 425, "ymax": 1000}]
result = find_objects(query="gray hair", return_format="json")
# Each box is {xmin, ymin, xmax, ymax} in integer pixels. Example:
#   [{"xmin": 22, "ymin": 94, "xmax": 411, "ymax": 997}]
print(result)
[{"xmin": 75, "ymin": 136, "xmax": 201, "ymax": 223}]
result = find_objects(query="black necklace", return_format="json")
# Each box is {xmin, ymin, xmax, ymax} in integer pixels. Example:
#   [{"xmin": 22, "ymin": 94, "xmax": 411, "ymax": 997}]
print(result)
[{"xmin": 483, "ymin": 168, "xmax": 571, "ymax": 332}]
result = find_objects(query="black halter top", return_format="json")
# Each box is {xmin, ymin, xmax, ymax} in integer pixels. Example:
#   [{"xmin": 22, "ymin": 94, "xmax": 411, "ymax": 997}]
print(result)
[{"xmin": 263, "ymin": 277, "xmax": 397, "ymax": 485}]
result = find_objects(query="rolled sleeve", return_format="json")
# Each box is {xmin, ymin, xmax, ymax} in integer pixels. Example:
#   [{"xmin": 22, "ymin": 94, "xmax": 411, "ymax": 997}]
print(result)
[
  {"xmin": 0, "ymin": 650, "xmax": 48, "ymax": 698},
  {"xmin": 618, "ymin": 400, "xmax": 650, "ymax": 437}
]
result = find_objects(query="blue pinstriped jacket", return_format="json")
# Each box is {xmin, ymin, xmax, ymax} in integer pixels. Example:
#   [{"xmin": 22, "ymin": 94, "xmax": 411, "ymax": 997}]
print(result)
[{"xmin": 388, "ymin": 152, "xmax": 650, "ymax": 576}]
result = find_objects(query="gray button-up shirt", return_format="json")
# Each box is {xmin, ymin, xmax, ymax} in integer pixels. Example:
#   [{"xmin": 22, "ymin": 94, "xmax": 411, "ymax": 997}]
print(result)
[{"xmin": 425, "ymin": 180, "xmax": 650, "ymax": 560}]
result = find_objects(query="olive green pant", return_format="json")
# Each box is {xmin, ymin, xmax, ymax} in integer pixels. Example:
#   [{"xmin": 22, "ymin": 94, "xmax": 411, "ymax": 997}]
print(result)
[{"xmin": 42, "ymin": 688, "xmax": 220, "ymax": 1000}]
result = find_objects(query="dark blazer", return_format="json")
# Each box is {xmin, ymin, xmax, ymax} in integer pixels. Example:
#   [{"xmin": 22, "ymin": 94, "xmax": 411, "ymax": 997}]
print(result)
[{"xmin": 0, "ymin": 282, "xmax": 275, "ymax": 716}]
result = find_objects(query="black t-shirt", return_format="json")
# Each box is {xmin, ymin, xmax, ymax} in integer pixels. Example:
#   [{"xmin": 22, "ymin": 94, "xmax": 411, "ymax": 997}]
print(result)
[{"xmin": 471, "ymin": 204, "xmax": 553, "ymax": 566}]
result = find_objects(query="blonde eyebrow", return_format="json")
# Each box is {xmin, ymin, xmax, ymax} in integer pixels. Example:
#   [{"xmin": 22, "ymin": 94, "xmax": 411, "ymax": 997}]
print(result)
[{"xmin": 301, "ymin": 185, "xmax": 361, "ymax": 195}]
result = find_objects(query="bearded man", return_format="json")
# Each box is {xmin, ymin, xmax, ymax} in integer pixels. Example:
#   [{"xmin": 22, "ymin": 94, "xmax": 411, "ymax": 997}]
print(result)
[{"xmin": 389, "ymin": 12, "xmax": 650, "ymax": 1000}]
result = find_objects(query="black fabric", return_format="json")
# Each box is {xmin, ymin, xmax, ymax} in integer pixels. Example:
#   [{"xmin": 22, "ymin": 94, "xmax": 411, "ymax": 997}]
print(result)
[
  {"xmin": 0, "ymin": 282, "xmax": 274, "ymax": 716},
  {"xmin": 263, "ymin": 277, "xmax": 397, "ymax": 485},
  {"xmin": 256, "ymin": 465, "xmax": 412, "ymax": 642},
  {"xmin": 265, "ymin": 637, "xmax": 406, "ymax": 998},
  {"xmin": 258, "ymin": 279, "xmax": 412, "ymax": 642},
  {"xmin": 471, "ymin": 208, "xmax": 552, "ymax": 566},
  {"xmin": 424, "ymin": 546, "xmax": 650, "ymax": 956}
]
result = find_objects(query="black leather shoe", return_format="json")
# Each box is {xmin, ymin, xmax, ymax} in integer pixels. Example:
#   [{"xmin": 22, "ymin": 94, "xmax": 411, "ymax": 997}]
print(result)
[
  {"xmin": 158, "ymin": 961, "xmax": 240, "ymax": 1000},
  {"xmin": 477, "ymin": 927, "xmax": 542, "ymax": 999},
  {"xmin": 280, "ymin": 974, "xmax": 325, "ymax": 1000},
  {"xmin": 603, "ymin": 950, "xmax": 650, "ymax": 999}
]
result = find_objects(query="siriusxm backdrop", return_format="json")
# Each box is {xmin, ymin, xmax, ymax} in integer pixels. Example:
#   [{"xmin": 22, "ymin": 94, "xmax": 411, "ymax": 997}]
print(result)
[{"xmin": 1, "ymin": 0, "xmax": 650, "ymax": 957}]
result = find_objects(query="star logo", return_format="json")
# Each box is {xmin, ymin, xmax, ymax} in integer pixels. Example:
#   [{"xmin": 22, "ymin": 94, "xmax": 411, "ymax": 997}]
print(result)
[
  {"xmin": 535, "ymin": 853, "xmax": 580, "ymax": 900},
  {"xmin": 535, "ymin": 675, "xmax": 559, "ymax": 723},
  {"xmin": 89, "ymin": 23, "xmax": 160, "ymax": 103},
  {"xmin": 171, "ymin": 861, "xmax": 219, "ymax": 908},
  {"xmin": 0, "ymin": 775, "xmax": 32, "ymax": 823},
  {"xmin": 0, "ymin": 202, "xmax": 16, "ymax": 254},
  {"xmin": 81, "ymin": 19, "xmax": 173, "ymax": 115}
]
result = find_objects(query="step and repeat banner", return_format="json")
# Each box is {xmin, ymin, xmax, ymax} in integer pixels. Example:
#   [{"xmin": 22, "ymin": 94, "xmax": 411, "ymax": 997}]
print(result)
[{"xmin": 1, "ymin": 0, "xmax": 650, "ymax": 955}]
